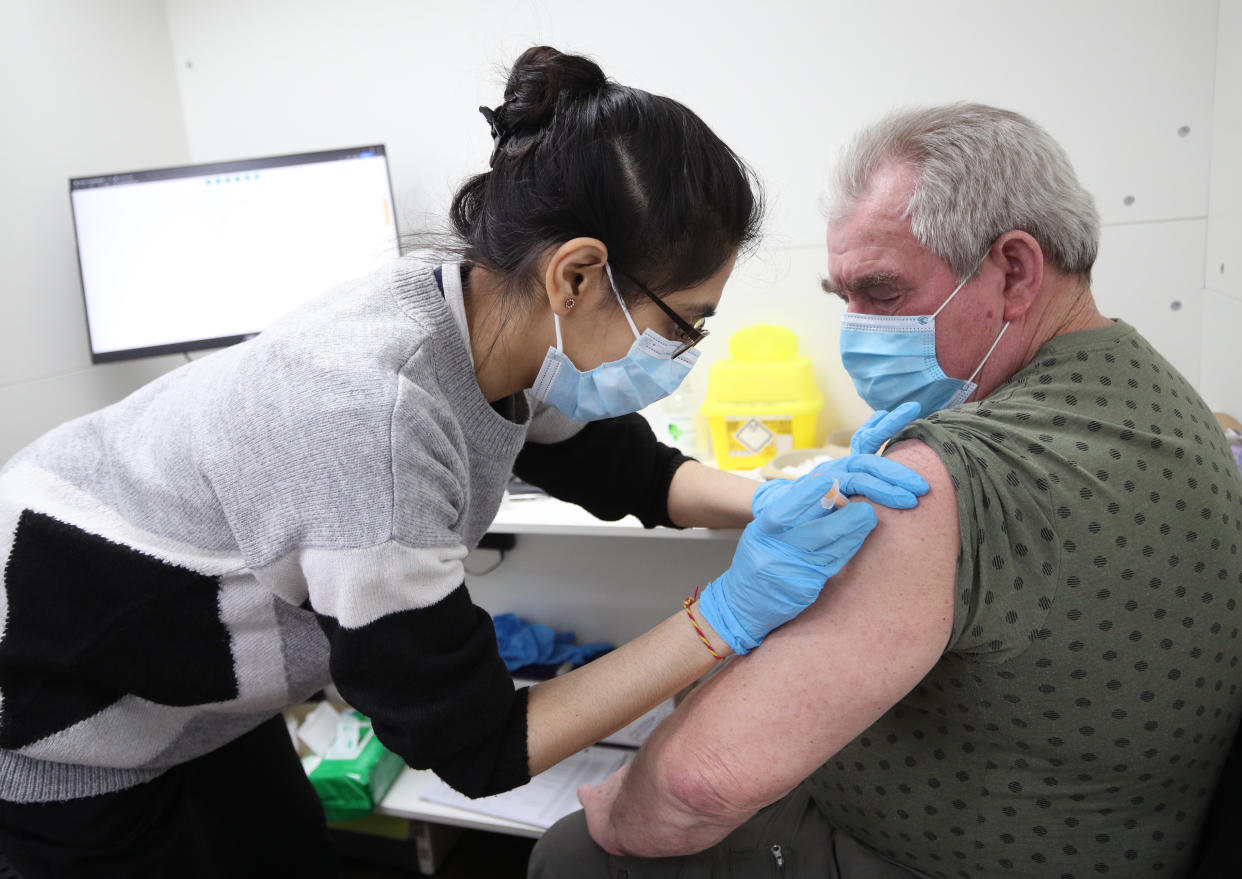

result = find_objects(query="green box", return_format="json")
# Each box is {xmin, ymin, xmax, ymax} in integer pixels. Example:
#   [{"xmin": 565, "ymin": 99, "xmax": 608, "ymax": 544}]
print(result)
[{"xmin": 301, "ymin": 709, "xmax": 404, "ymax": 823}]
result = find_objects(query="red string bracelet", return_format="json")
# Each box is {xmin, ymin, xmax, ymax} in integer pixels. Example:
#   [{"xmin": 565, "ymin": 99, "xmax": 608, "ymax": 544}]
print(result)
[{"xmin": 683, "ymin": 591, "xmax": 726, "ymax": 662}]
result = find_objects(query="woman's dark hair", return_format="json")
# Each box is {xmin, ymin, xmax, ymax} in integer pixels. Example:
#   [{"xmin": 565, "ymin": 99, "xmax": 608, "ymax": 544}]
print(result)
[{"xmin": 449, "ymin": 46, "xmax": 763, "ymax": 306}]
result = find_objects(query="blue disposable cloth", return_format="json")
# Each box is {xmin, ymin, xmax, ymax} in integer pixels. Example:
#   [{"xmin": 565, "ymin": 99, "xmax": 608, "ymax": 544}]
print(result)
[{"xmin": 492, "ymin": 613, "xmax": 613, "ymax": 672}]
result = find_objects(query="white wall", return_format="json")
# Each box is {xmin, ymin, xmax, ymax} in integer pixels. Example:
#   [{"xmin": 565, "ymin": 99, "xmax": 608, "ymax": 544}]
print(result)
[
  {"xmin": 1201, "ymin": 0, "xmax": 1242, "ymax": 418},
  {"xmin": 0, "ymin": 0, "xmax": 191, "ymax": 461},
  {"xmin": 161, "ymin": 0, "xmax": 1224, "ymax": 442},
  {"xmin": 151, "ymin": 0, "xmax": 1231, "ymax": 639},
  {"xmin": 0, "ymin": 1, "xmax": 1236, "ymax": 640}
]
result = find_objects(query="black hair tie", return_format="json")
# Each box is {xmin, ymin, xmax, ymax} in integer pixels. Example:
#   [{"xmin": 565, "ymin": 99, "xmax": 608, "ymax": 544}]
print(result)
[{"xmin": 479, "ymin": 104, "xmax": 509, "ymax": 167}]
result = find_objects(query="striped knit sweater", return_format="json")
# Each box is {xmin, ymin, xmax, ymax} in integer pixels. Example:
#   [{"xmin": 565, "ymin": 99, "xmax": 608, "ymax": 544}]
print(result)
[{"xmin": 0, "ymin": 256, "xmax": 687, "ymax": 802}]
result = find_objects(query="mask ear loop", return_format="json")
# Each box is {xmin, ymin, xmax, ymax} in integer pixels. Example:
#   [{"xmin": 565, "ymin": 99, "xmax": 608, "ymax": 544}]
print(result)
[
  {"xmin": 931, "ymin": 255, "xmax": 1008, "ymax": 385},
  {"xmin": 551, "ymin": 313, "xmax": 564, "ymax": 352},
  {"xmin": 604, "ymin": 264, "xmax": 642, "ymax": 340},
  {"xmin": 966, "ymin": 321, "xmax": 1010, "ymax": 384},
  {"xmin": 931, "ymin": 255, "xmax": 988, "ymax": 319}
]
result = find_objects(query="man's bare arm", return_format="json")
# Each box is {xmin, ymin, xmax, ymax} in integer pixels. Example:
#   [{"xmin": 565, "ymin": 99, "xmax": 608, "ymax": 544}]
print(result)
[{"xmin": 580, "ymin": 439, "xmax": 960, "ymax": 856}]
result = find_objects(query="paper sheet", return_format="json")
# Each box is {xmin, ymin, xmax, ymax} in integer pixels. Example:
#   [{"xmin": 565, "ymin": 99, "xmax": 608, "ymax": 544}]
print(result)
[{"xmin": 418, "ymin": 746, "xmax": 632, "ymax": 829}]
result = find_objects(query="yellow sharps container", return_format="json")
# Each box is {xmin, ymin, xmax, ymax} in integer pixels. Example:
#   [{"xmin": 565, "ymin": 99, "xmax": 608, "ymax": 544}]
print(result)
[{"xmin": 701, "ymin": 324, "xmax": 823, "ymax": 470}]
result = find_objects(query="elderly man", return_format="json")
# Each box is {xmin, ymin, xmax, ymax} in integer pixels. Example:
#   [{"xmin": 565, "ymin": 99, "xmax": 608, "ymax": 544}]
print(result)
[{"xmin": 529, "ymin": 103, "xmax": 1242, "ymax": 879}]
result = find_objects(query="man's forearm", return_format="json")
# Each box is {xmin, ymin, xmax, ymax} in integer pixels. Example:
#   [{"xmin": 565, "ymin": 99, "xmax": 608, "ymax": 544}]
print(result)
[
  {"xmin": 666, "ymin": 460, "xmax": 758, "ymax": 529},
  {"xmin": 584, "ymin": 712, "xmax": 768, "ymax": 856}
]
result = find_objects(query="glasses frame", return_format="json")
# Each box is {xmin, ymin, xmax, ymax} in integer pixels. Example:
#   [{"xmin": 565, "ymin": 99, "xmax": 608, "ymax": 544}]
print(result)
[{"xmin": 610, "ymin": 266, "xmax": 710, "ymax": 358}]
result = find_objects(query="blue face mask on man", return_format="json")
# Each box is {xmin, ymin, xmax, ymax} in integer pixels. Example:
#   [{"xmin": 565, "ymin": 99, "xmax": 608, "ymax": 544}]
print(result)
[
  {"xmin": 530, "ymin": 265, "xmax": 701, "ymax": 421},
  {"xmin": 838, "ymin": 263, "xmax": 1009, "ymax": 416}
]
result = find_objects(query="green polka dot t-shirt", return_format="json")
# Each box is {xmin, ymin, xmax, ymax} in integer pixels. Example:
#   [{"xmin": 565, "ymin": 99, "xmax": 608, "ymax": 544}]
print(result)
[{"xmin": 805, "ymin": 321, "xmax": 1242, "ymax": 878}]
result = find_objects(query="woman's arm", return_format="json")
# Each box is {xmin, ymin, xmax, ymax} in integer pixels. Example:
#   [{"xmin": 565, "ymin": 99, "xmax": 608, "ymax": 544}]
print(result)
[
  {"xmin": 516, "ymin": 411, "xmax": 760, "ymax": 530},
  {"xmin": 514, "ymin": 413, "xmax": 691, "ymax": 528},
  {"xmin": 665, "ymin": 460, "xmax": 758, "ymax": 530},
  {"xmin": 525, "ymin": 597, "xmax": 730, "ymax": 775}
]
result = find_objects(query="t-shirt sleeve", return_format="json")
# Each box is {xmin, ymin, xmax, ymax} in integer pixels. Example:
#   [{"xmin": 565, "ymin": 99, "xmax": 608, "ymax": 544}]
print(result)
[
  {"xmin": 514, "ymin": 411, "xmax": 691, "ymax": 529},
  {"xmin": 896, "ymin": 410, "xmax": 1061, "ymax": 661}
]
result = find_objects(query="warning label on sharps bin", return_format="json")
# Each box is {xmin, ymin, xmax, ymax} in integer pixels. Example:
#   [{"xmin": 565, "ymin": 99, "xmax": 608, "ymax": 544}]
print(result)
[{"xmin": 728, "ymin": 415, "xmax": 794, "ymax": 457}]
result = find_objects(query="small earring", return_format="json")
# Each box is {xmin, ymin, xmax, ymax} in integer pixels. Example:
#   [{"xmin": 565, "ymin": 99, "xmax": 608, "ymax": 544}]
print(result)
[{"xmin": 563, "ymin": 298, "xmax": 575, "ymax": 310}]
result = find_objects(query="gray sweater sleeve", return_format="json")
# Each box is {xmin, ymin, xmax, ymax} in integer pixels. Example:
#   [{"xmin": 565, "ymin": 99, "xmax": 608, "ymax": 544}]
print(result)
[{"xmin": 219, "ymin": 262, "xmax": 537, "ymax": 797}]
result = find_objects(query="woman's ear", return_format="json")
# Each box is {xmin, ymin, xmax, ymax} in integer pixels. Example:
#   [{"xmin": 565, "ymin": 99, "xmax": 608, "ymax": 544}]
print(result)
[
  {"xmin": 993, "ymin": 231, "xmax": 1045, "ymax": 322},
  {"xmin": 542, "ymin": 238, "xmax": 610, "ymax": 318}
]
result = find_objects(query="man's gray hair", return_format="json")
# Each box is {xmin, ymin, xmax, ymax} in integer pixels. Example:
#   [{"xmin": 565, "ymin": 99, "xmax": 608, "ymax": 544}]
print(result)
[{"xmin": 828, "ymin": 103, "xmax": 1100, "ymax": 282}]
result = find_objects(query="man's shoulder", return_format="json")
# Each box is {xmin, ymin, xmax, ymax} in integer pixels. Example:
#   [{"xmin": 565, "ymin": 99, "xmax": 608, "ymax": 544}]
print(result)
[{"xmin": 869, "ymin": 439, "xmax": 961, "ymax": 576}]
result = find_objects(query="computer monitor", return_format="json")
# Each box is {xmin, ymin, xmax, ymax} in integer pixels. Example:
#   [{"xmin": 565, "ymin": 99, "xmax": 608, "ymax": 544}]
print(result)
[{"xmin": 69, "ymin": 145, "xmax": 399, "ymax": 362}]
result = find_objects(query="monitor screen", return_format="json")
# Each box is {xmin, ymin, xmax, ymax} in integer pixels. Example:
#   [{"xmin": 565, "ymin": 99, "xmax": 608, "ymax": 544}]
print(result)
[{"xmin": 70, "ymin": 145, "xmax": 399, "ymax": 362}]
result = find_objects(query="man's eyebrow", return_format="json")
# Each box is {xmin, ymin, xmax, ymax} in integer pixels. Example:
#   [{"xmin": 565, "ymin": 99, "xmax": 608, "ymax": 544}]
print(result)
[
  {"xmin": 820, "ymin": 276, "xmax": 845, "ymax": 297},
  {"xmin": 820, "ymin": 271, "xmax": 904, "ymax": 297}
]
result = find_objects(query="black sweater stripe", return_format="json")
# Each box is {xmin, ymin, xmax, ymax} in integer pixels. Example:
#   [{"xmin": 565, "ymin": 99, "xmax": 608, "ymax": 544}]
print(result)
[
  {"xmin": 515, "ymin": 412, "xmax": 690, "ymax": 529},
  {"xmin": 316, "ymin": 584, "xmax": 529, "ymax": 798}
]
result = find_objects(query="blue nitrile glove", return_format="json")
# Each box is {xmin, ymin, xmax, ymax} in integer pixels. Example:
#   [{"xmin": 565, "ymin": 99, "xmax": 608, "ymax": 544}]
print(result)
[
  {"xmin": 850, "ymin": 401, "xmax": 922, "ymax": 455},
  {"xmin": 752, "ymin": 402, "xmax": 926, "ymax": 520},
  {"xmin": 698, "ymin": 470, "xmax": 883, "ymax": 655},
  {"xmin": 492, "ymin": 613, "xmax": 612, "ymax": 672}
]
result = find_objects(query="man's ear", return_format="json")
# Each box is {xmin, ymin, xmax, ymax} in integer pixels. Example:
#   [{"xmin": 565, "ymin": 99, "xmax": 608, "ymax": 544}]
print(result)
[
  {"xmin": 992, "ymin": 231, "xmax": 1044, "ymax": 322},
  {"xmin": 541, "ymin": 238, "xmax": 610, "ymax": 318}
]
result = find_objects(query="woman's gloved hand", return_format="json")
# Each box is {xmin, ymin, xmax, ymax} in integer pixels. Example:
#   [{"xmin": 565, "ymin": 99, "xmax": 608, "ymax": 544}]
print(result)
[
  {"xmin": 700, "ymin": 469, "xmax": 892, "ymax": 655},
  {"xmin": 703, "ymin": 401, "xmax": 929, "ymax": 656},
  {"xmin": 751, "ymin": 402, "xmax": 924, "ymax": 521},
  {"xmin": 849, "ymin": 401, "xmax": 922, "ymax": 455}
]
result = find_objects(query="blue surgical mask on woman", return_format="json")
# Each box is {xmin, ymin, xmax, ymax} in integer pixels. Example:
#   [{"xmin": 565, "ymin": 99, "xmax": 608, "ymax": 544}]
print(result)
[
  {"xmin": 531, "ymin": 265, "xmax": 701, "ymax": 421},
  {"xmin": 838, "ymin": 264, "xmax": 1009, "ymax": 416}
]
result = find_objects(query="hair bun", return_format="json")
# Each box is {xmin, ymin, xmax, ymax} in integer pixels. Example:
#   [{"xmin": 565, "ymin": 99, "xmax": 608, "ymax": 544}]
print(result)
[{"xmin": 500, "ymin": 46, "xmax": 607, "ymax": 134}]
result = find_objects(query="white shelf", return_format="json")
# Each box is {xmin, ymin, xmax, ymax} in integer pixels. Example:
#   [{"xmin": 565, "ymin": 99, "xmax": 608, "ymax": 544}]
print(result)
[{"xmin": 490, "ymin": 493, "xmax": 742, "ymax": 540}]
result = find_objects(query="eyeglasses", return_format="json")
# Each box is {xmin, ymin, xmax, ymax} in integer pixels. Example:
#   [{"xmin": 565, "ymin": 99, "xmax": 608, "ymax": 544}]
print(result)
[{"xmin": 611, "ymin": 266, "xmax": 710, "ymax": 358}]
